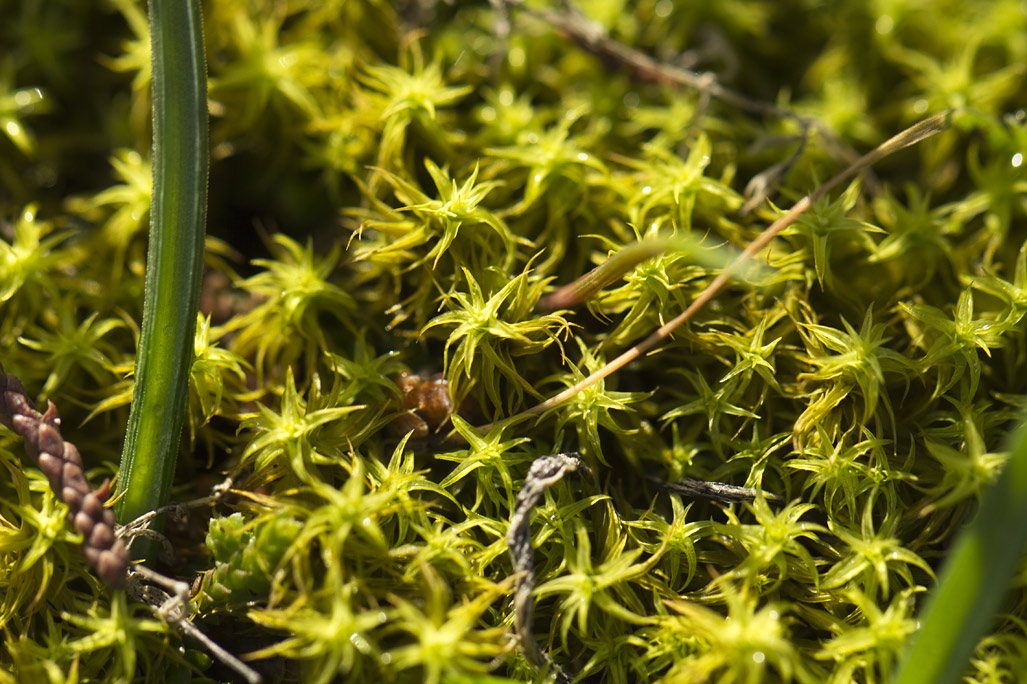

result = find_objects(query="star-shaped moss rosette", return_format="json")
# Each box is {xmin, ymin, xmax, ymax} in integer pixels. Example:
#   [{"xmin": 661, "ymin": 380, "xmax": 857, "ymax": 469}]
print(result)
[{"xmin": 2, "ymin": 1, "xmax": 1027, "ymax": 683}]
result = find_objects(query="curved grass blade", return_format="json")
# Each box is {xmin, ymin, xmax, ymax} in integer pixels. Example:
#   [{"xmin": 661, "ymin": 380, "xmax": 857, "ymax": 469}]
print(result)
[
  {"xmin": 521, "ymin": 110, "xmax": 952, "ymax": 420},
  {"xmin": 116, "ymin": 0, "xmax": 208, "ymax": 533},
  {"xmin": 537, "ymin": 235, "xmax": 746, "ymax": 312},
  {"xmin": 893, "ymin": 414, "xmax": 1027, "ymax": 684}
]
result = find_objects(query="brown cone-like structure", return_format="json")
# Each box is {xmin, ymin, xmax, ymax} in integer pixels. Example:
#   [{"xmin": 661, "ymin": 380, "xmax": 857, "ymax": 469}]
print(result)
[{"xmin": 0, "ymin": 364, "xmax": 128, "ymax": 589}]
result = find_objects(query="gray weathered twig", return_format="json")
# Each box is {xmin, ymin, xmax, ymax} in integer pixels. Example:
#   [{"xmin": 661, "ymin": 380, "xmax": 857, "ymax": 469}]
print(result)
[
  {"xmin": 645, "ymin": 473, "xmax": 781, "ymax": 503},
  {"xmin": 507, "ymin": 453, "xmax": 587, "ymax": 683},
  {"xmin": 507, "ymin": 452, "xmax": 780, "ymax": 681},
  {"xmin": 129, "ymin": 563, "xmax": 263, "ymax": 684}
]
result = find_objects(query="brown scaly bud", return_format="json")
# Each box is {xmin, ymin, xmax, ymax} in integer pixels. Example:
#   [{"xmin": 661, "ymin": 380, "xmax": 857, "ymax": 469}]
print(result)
[
  {"xmin": 0, "ymin": 363, "xmax": 129, "ymax": 589},
  {"xmin": 391, "ymin": 372, "xmax": 480, "ymax": 441}
]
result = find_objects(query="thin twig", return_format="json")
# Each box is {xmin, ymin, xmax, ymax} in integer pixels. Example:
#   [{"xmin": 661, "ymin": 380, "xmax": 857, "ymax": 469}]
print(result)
[
  {"xmin": 740, "ymin": 128, "xmax": 809, "ymax": 215},
  {"xmin": 512, "ymin": 0, "xmax": 787, "ymax": 118},
  {"xmin": 645, "ymin": 473, "xmax": 781, "ymax": 503},
  {"xmin": 507, "ymin": 453, "xmax": 587, "ymax": 683},
  {"xmin": 129, "ymin": 564, "xmax": 263, "ymax": 684},
  {"xmin": 520, "ymin": 110, "xmax": 952, "ymax": 420},
  {"xmin": 119, "ymin": 473, "xmax": 238, "ymax": 539}
]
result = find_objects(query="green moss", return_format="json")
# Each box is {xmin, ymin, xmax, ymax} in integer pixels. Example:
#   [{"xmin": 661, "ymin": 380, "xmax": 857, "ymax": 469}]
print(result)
[{"xmin": 1, "ymin": 0, "xmax": 1026, "ymax": 682}]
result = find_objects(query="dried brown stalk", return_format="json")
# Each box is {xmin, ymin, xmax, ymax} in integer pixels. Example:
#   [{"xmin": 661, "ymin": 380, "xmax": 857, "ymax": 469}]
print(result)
[
  {"xmin": 0, "ymin": 363, "xmax": 129, "ymax": 589},
  {"xmin": 0, "ymin": 369, "xmax": 262, "ymax": 679},
  {"xmin": 521, "ymin": 110, "xmax": 952, "ymax": 420}
]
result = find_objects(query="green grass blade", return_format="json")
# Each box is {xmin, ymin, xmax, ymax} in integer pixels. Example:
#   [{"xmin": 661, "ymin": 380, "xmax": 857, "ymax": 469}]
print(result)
[
  {"xmin": 116, "ymin": 0, "xmax": 208, "ymax": 530},
  {"xmin": 894, "ymin": 414, "xmax": 1027, "ymax": 684}
]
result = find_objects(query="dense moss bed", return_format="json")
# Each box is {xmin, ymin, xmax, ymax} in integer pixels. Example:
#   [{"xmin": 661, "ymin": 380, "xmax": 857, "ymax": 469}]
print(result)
[{"xmin": 1, "ymin": 1, "xmax": 1026, "ymax": 682}]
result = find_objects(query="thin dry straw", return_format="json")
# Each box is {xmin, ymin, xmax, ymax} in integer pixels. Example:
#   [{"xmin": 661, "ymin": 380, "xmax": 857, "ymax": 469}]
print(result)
[
  {"xmin": 522, "ymin": 110, "xmax": 953, "ymax": 420},
  {"xmin": 0, "ymin": 363, "xmax": 129, "ymax": 589}
]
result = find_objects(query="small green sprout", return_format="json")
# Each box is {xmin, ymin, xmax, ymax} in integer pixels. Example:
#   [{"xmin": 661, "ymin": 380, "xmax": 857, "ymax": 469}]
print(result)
[
  {"xmin": 794, "ymin": 308, "xmax": 916, "ymax": 440},
  {"xmin": 473, "ymin": 87, "xmax": 540, "ymax": 146},
  {"xmin": 968, "ymin": 239, "xmax": 1027, "ymax": 327},
  {"xmin": 542, "ymin": 338, "xmax": 649, "ymax": 465},
  {"xmin": 868, "ymin": 184, "xmax": 953, "ymax": 286},
  {"xmin": 246, "ymin": 574, "xmax": 385, "ymax": 684},
  {"xmin": 384, "ymin": 565, "xmax": 508, "ymax": 684},
  {"xmin": 324, "ymin": 335, "xmax": 405, "ymax": 406},
  {"xmin": 0, "ymin": 464, "xmax": 82, "ymax": 626},
  {"xmin": 919, "ymin": 409, "xmax": 1010, "ymax": 516},
  {"xmin": 487, "ymin": 110, "xmax": 607, "ymax": 212},
  {"xmin": 817, "ymin": 588, "xmax": 920, "ymax": 682},
  {"xmin": 712, "ymin": 495, "xmax": 825, "ymax": 592},
  {"xmin": 226, "ymin": 234, "xmax": 354, "ymax": 381},
  {"xmin": 422, "ymin": 266, "xmax": 572, "ymax": 415},
  {"xmin": 961, "ymin": 145, "xmax": 1027, "ymax": 262},
  {"xmin": 615, "ymin": 134, "xmax": 740, "ymax": 231},
  {"xmin": 280, "ymin": 454, "xmax": 413, "ymax": 560},
  {"xmin": 798, "ymin": 73, "xmax": 881, "ymax": 146},
  {"xmin": 699, "ymin": 312, "xmax": 783, "ymax": 393},
  {"xmin": 62, "ymin": 593, "xmax": 173, "ymax": 682},
  {"xmin": 0, "ymin": 59, "xmax": 46, "ymax": 156},
  {"xmin": 188, "ymin": 313, "xmax": 248, "ymax": 450},
  {"xmin": 435, "ymin": 415, "xmax": 532, "ymax": 514},
  {"xmin": 66, "ymin": 149, "xmax": 152, "ymax": 285},
  {"xmin": 591, "ymin": 225, "xmax": 721, "ymax": 347},
  {"xmin": 624, "ymin": 495, "xmax": 710, "ymax": 591},
  {"xmin": 536, "ymin": 521, "xmax": 662, "ymax": 647},
  {"xmin": 363, "ymin": 434, "xmax": 457, "ymax": 508},
  {"xmin": 658, "ymin": 589, "xmax": 809, "ymax": 684},
  {"xmin": 787, "ymin": 425, "xmax": 892, "ymax": 524},
  {"xmin": 892, "ymin": 41, "xmax": 1026, "ymax": 118},
  {"xmin": 238, "ymin": 367, "xmax": 363, "ymax": 482},
  {"xmin": 17, "ymin": 301, "xmax": 126, "ymax": 402},
  {"xmin": 209, "ymin": 11, "xmax": 326, "ymax": 136},
  {"xmin": 362, "ymin": 158, "xmax": 517, "ymax": 270},
  {"xmin": 0, "ymin": 204, "xmax": 66, "ymax": 307},
  {"xmin": 357, "ymin": 48, "xmax": 471, "ymax": 176},
  {"xmin": 777, "ymin": 179, "xmax": 884, "ymax": 289},
  {"xmin": 662, "ymin": 370, "xmax": 760, "ymax": 452},
  {"xmin": 390, "ymin": 511, "xmax": 492, "ymax": 579},
  {"xmin": 821, "ymin": 492, "xmax": 934, "ymax": 599},
  {"xmin": 901, "ymin": 287, "xmax": 1011, "ymax": 399},
  {"xmin": 623, "ymin": 91, "xmax": 705, "ymax": 149},
  {"xmin": 102, "ymin": 0, "xmax": 152, "ymax": 137}
]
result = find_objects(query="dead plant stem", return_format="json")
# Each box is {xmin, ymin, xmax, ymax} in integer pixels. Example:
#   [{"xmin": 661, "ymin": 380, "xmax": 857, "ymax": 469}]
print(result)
[{"xmin": 515, "ymin": 110, "xmax": 952, "ymax": 421}]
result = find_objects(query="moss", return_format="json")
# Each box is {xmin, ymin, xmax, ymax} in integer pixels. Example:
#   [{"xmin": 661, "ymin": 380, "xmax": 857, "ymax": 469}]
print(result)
[{"xmin": 1, "ymin": 0, "xmax": 1026, "ymax": 682}]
